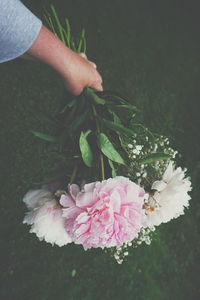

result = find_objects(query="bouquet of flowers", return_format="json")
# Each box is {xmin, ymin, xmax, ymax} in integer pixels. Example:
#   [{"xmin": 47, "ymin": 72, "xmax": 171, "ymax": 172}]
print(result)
[{"xmin": 23, "ymin": 6, "xmax": 191, "ymax": 263}]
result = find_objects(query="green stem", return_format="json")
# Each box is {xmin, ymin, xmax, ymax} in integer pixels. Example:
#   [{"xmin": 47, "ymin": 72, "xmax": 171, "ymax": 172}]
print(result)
[
  {"xmin": 100, "ymin": 154, "xmax": 105, "ymax": 180},
  {"xmin": 144, "ymin": 176, "xmax": 151, "ymax": 186},
  {"xmin": 91, "ymin": 103, "xmax": 105, "ymax": 181},
  {"xmin": 133, "ymin": 123, "xmax": 155, "ymax": 138},
  {"xmin": 70, "ymin": 164, "xmax": 78, "ymax": 184},
  {"xmin": 92, "ymin": 104, "xmax": 100, "ymax": 132}
]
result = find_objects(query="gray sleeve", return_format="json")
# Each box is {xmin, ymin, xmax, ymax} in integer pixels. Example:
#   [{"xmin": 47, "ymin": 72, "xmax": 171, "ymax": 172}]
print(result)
[{"xmin": 0, "ymin": 0, "xmax": 42, "ymax": 63}]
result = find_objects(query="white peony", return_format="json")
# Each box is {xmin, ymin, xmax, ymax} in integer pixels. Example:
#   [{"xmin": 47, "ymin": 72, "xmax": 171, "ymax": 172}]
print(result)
[
  {"xmin": 144, "ymin": 162, "xmax": 192, "ymax": 227},
  {"xmin": 23, "ymin": 190, "xmax": 72, "ymax": 247}
]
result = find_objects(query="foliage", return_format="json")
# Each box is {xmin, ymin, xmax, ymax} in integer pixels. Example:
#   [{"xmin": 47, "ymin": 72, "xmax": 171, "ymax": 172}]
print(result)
[{"xmin": 32, "ymin": 6, "xmax": 171, "ymax": 185}]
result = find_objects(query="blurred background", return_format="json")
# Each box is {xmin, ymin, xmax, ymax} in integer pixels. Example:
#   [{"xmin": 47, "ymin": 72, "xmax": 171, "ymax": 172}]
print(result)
[{"xmin": 0, "ymin": 0, "xmax": 200, "ymax": 299}]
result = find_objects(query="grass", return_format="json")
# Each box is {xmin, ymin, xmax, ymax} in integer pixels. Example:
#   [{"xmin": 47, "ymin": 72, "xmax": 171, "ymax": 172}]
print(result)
[{"xmin": 1, "ymin": 0, "xmax": 200, "ymax": 299}]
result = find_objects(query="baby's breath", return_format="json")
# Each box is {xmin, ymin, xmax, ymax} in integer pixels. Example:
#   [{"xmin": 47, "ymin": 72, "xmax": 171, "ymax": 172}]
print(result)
[{"xmin": 122, "ymin": 131, "xmax": 179, "ymax": 190}]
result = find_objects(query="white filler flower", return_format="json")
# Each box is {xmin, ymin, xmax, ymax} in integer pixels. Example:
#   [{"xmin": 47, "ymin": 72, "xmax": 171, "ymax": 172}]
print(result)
[
  {"xmin": 23, "ymin": 190, "xmax": 72, "ymax": 246},
  {"xmin": 144, "ymin": 162, "xmax": 192, "ymax": 227}
]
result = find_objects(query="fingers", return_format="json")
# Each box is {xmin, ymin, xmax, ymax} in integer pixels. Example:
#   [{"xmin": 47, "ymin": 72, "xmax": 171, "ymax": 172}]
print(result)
[
  {"xmin": 79, "ymin": 52, "xmax": 103, "ymax": 91},
  {"xmin": 93, "ymin": 82, "xmax": 103, "ymax": 92},
  {"xmin": 65, "ymin": 52, "xmax": 103, "ymax": 95},
  {"xmin": 67, "ymin": 84, "xmax": 84, "ymax": 96},
  {"xmin": 93, "ymin": 84, "xmax": 103, "ymax": 92},
  {"xmin": 89, "ymin": 61, "xmax": 97, "ymax": 69},
  {"xmin": 96, "ymin": 73, "xmax": 103, "ymax": 86},
  {"xmin": 79, "ymin": 52, "xmax": 97, "ymax": 68},
  {"xmin": 66, "ymin": 78, "xmax": 103, "ymax": 96},
  {"xmin": 79, "ymin": 52, "xmax": 87, "ymax": 59},
  {"xmin": 90, "ymin": 77, "xmax": 103, "ymax": 92},
  {"xmin": 92, "ymin": 67, "xmax": 103, "ymax": 91}
]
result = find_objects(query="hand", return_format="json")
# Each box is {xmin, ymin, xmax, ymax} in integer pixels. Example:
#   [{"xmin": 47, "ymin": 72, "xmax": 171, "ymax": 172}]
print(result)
[
  {"xmin": 25, "ymin": 25, "xmax": 103, "ymax": 95},
  {"xmin": 61, "ymin": 51, "xmax": 103, "ymax": 95}
]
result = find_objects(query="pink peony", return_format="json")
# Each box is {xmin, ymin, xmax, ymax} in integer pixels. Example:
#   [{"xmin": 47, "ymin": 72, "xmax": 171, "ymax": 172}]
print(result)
[{"xmin": 60, "ymin": 177, "xmax": 146, "ymax": 249}]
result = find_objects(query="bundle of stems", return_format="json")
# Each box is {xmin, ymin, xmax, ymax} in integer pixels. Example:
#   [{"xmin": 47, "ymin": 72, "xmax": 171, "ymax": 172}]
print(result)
[{"xmin": 32, "ymin": 6, "xmax": 169, "ymax": 186}]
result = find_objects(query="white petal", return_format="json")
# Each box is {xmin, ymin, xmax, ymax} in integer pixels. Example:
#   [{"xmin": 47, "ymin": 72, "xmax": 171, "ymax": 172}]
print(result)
[
  {"xmin": 144, "ymin": 163, "xmax": 192, "ymax": 227},
  {"xmin": 23, "ymin": 189, "xmax": 53, "ymax": 209},
  {"xmin": 23, "ymin": 199, "xmax": 72, "ymax": 246},
  {"xmin": 163, "ymin": 162, "xmax": 174, "ymax": 182},
  {"xmin": 152, "ymin": 180, "xmax": 167, "ymax": 191}
]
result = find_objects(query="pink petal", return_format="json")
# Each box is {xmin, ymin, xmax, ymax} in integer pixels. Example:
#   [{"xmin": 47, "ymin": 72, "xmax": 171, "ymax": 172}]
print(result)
[
  {"xmin": 84, "ymin": 182, "xmax": 97, "ymax": 193},
  {"xmin": 60, "ymin": 194, "xmax": 74, "ymax": 207},
  {"xmin": 109, "ymin": 190, "xmax": 121, "ymax": 213},
  {"xmin": 62, "ymin": 206, "xmax": 83, "ymax": 219},
  {"xmin": 74, "ymin": 222, "xmax": 91, "ymax": 237},
  {"xmin": 69, "ymin": 184, "xmax": 80, "ymax": 199},
  {"xmin": 76, "ymin": 212, "xmax": 90, "ymax": 224},
  {"xmin": 76, "ymin": 191, "xmax": 96, "ymax": 208}
]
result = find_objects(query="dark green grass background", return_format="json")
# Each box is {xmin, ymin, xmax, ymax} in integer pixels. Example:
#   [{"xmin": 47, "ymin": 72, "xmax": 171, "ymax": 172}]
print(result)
[{"xmin": 1, "ymin": 1, "xmax": 200, "ymax": 299}]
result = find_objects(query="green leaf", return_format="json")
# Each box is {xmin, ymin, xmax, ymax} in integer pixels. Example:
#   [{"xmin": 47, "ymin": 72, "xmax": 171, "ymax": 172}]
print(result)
[
  {"xmin": 79, "ymin": 130, "xmax": 93, "ymax": 167},
  {"xmin": 71, "ymin": 38, "xmax": 77, "ymax": 52},
  {"xmin": 108, "ymin": 159, "xmax": 117, "ymax": 177},
  {"xmin": 97, "ymin": 133, "xmax": 125, "ymax": 165},
  {"xmin": 77, "ymin": 38, "xmax": 82, "ymax": 53},
  {"xmin": 101, "ymin": 118, "xmax": 136, "ymax": 137},
  {"xmin": 82, "ymin": 36, "xmax": 87, "ymax": 53},
  {"xmin": 50, "ymin": 5, "xmax": 66, "ymax": 44},
  {"xmin": 85, "ymin": 88, "xmax": 106, "ymax": 105},
  {"xmin": 98, "ymin": 91, "xmax": 141, "ymax": 111},
  {"xmin": 138, "ymin": 153, "xmax": 171, "ymax": 164},
  {"xmin": 64, "ymin": 18, "xmax": 71, "ymax": 47},
  {"xmin": 108, "ymin": 110, "xmax": 122, "ymax": 124},
  {"xmin": 115, "ymin": 104, "xmax": 139, "ymax": 112},
  {"xmin": 59, "ymin": 99, "xmax": 76, "ymax": 113},
  {"xmin": 92, "ymin": 94, "xmax": 106, "ymax": 105},
  {"xmin": 81, "ymin": 28, "xmax": 85, "ymax": 39},
  {"xmin": 98, "ymin": 91, "xmax": 129, "ymax": 103},
  {"xmin": 44, "ymin": 14, "xmax": 57, "ymax": 36},
  {"xmin": 77, "ymin": 28, "xmax": 85, "ymax": 53},
  {"xmin": 108, "ymin": 111, "xmax": 127, "ymax": 150},
  {"xmin": 84, "ymin": 130, "xmax": 92, "ymax": 138},
  {"xmin": 69, "ymin": 109, "xmax": 89, "ymax": 132},
  {"xmin": 31, "ymin": 131, "xmax": 57, "ymax": 142}
]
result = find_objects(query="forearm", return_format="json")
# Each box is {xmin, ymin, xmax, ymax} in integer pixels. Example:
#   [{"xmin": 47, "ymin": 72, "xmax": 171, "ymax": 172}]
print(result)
[
  {"xmin": 0, "ymin": 0, "xmax": 103, "ymax": 95},
  {"xmin": 26, "ymin": 25, "xmax": 74, "ymax": 78},
  {"xmin": 26, "ymin": 25, "xmax": 103, "ymax": 95}
]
